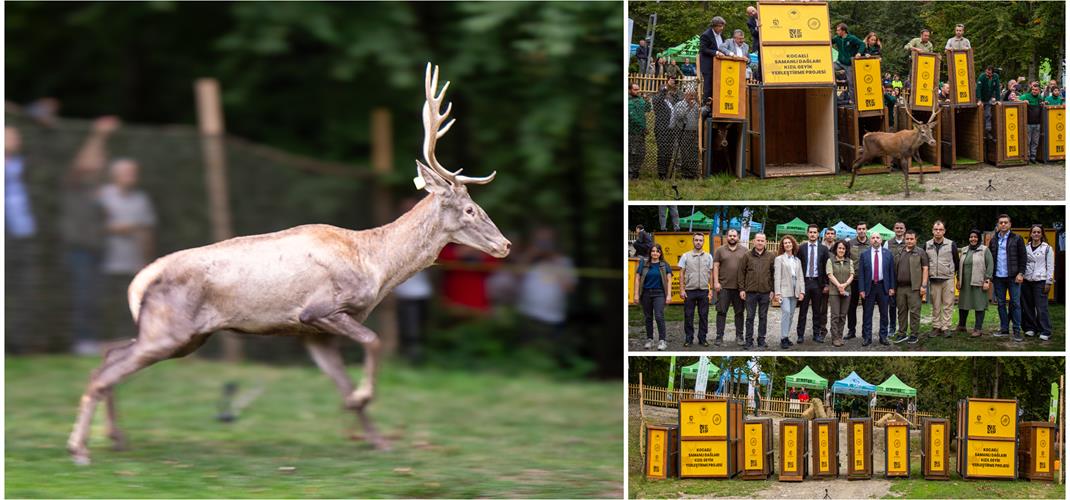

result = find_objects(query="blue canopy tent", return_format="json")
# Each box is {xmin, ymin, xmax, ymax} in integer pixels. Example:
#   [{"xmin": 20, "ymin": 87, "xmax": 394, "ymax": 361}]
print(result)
[
  {"xmin": 831, "ymin": 371, "xmax": 877, "ymax": 416},
  {"xmin": 728, "ymin": 217, "xmax": 764, "ymax": 234},
  {"xmin": 830, "ymin": 221, "xmax": 856, "ymax": 240}
]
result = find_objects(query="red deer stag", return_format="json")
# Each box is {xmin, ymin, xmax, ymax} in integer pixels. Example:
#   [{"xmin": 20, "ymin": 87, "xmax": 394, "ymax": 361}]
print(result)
[
  {"xmin": 847, "ymin": 94, "xmax": 940, "ymax": 197},
  {"xmin": 66, "ymin": 64, "xmax": 511, "ymax": 465}
]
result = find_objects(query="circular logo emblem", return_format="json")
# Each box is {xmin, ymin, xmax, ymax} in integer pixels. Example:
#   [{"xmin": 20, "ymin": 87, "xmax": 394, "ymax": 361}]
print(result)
[
  {"xmin": 727, "ymin": 89, "xmax": 734, "ymax": 97},
  {"xmin": 958, "ymin": 68, "xmax": 966, "ymax": 77},
  {"xmin": 713, "ymin": 414, "xmax": 723, "ymax": 425},
  {"xmin": 864, "ymin": 74, "xmax": 874, "ymax": 84},
  {"xmin": 750, "ymin": 437, "xmax": 757, "ymax": 446},
  {"xmin": 922, "ymin": 71, "xmax": 931, "ymax": 80},
  {"xmin": 726, "ymin": 77, "xmax": 735, "ymax": 86},
  {"xmin": 894, "ymin": 439, "xmax": 901, "ymax": 447},
  {"xmin": 654, "ymin": 442, "xmax": 661, "ymax": 451},
  {"xmin": 1057, "ymin": 122, "xmax": 1064, "ymax": 132},
  {"xmin": 976, "ymin": 415, "xmax": 982, "ymax": 423},
  {"xmin": 1041, "ymin": 439, "xmax": 1047, "ymax": 447},
  {"xmin": 808, "ymin": 18, "xmax": 821, "ymax": 30},
  {"xmin": 1000, "ymin": 415, "xmax": 1010, "ymax": 427},
  {"xmin": 689, "ymin": 415, "xmax": 695, "ymax": 423}
]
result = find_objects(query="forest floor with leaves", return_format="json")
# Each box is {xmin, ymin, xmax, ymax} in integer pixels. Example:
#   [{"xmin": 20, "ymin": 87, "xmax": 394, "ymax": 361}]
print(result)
[
  {"xmin": 628, "ymin": 163, "xmax": 1064, "ymax": 201},
  {"xmin": 628, "ymin": 303, "xmax": 1064, "ymax": 352},
  {"xmin": 6, "ymin": 356, "xmax": 622, "ymax": 498}
]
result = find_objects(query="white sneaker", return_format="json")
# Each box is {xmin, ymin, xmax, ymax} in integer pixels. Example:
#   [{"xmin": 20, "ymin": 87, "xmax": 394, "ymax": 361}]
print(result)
[
  {"xmin": 643, "ymin": 339, "xmax": 653, "ymax": 349},
  {"xmin": 1025, "ymin": 330, "xmax": 1035, "ymax": 337},
  {"xmin": 1040, "ymin": 333, "xmax": 1051, "ymax": 341},
  {"xmin": 658, "ymin": 340, "xmax": 667, "ymax": 351}
]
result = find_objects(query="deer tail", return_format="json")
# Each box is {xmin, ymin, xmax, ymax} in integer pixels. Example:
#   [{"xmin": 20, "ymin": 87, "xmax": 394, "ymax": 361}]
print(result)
[{"xmin": 127, "ymin": 258, "xmax": 168, "ymax": 323}]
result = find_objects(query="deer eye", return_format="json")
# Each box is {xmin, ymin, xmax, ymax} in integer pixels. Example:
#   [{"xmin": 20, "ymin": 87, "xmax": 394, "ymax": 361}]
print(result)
[{"xmin": 465, "ymin": 207, "xmax": 475, "ymax": 216}]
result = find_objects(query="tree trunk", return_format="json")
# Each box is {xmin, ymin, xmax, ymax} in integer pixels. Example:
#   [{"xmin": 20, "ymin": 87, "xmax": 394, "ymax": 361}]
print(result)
[{"xmin": 992, "ymin": 359, "xmax": 1001, "ymax": 399}]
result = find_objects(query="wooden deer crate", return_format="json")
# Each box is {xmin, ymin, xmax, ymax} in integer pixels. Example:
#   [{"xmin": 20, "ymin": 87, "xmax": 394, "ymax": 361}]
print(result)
[
  {"xmin": 939, "ymin": 103, "xmax": 984, "ymax": 169},
  {"xmin": 895, "ymin": 103, "xmax": 942, "ymax": 173},
  {"xmin": 747, "ymin": 84, "xmax": 838, "ymax": 178},
  {"xmin": 884, "ymin": 421, "xmax": 911, "ymax": 478},
  {"xmin": 1018, "ymin": 421, "xmax": 1056, "ymax": 481},
  {"xmin": 1039, "ymin": 104, "xmax": 1065, "ymax": 163},
  {"xmin": 645, "ymin": 424, "xmax": 680, "ymax": 480},
  {"xmin": 779, "ymin": 419, "xmax": 809, "ymax": 482},
  {"xmin": 678, "ymin": 399, "xmax": 743, "ymax": 479},
  {"xmin": 705, "ymin": 117, "xmax": 748, "ymax": 178},
  {"xmin": 921, "ymin": 418, "xmax": 950, "ymax": 480},
  {"xmin": 847, "ymin": 418, "xmax": 873, "ymax": 480},
  {"xmin": 984, "ymin": 101, "xmax": 1028, "ymax": 167},
  {"xmin": 811, "ymin": 418, "xmax": 840, "ymax": 478},
  {"xmin": 838, "ymin": 105, "xmax": 891, "ymax": 175},
  {"xmin": 956, "ymin": 398, "xmax": 1018, "ymax": 480},
  {"xmin": 741, "ymin": 418, "xmax": 774, "ymax": 480}
]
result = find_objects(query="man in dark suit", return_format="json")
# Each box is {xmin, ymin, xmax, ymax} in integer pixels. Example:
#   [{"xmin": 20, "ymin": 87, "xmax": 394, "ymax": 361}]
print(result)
[
  {"xmin": 699, "ymin": 16, "xmax": 727, "ymax": 107},
  {"xmin": 859, "ymin": 232, "xmax": 896, "ymax": 346},
  {"xmin": 796, "ymin": 224, "xmax": 830, "ymax": 343},
  {"xmin": 988, "ymin": 213, "xmax": 1028, "ymax": 341}
]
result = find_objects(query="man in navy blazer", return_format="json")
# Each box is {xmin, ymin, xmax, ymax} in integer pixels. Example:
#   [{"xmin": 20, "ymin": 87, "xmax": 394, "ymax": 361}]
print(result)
[
  {"xmin": 858, "ymin": 232, "xmax": 896, "ymax": 346},
  {"xmin": 796, "ymin": 224, "xmax": 830, "ymax": 344}
]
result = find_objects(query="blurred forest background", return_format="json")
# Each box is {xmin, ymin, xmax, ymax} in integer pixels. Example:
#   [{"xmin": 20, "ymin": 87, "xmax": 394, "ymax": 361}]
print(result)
[
  {"xmin": 5, "ymin": 2, "xmax": 623, "ymax": 377},
  {"xmin": 630, "ymin": 1, "xmax": 1065, "ymax": 82}
]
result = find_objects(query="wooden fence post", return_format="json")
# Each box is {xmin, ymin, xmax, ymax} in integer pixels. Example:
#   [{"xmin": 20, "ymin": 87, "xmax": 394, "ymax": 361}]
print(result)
[
  {"xmin": 370, "ymin": 108, "xmax": 399, "ymax": 356},
  {"xmin": 195, "ymin": 78, "xmax": 242, "ymax": 362}
]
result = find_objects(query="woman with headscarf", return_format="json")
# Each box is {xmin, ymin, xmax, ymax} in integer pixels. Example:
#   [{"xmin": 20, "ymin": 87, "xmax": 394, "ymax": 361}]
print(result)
[
  {"xmin": 1022, "ymin": 224, "xmax": 1055, "ymax": 341},
  {"xmin": 956, "ymin": 228, "xmax": 993, "ymax": 337}
]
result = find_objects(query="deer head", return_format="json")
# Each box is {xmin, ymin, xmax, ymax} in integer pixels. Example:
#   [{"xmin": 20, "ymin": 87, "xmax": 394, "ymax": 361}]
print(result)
[
  {"xmin": 908, "ymin": 87, "xmax": 942, "ymax": 147},
  {"xmin": 416, "ymin": 63, "xmax": 511, "ymax": 258}
]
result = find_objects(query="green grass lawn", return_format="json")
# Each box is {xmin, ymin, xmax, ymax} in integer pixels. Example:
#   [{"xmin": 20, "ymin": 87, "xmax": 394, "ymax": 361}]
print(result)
[
  {"xmin": 6, "ymin": 356, "xmax": 622, "ymax": 498},
  {"xmin": 628, "ymin": 304, "xmax": 1064, "ymax": 351},
  {"xmin": 629, "ymin": 172, "xmax": 926, "ymax": 200}
]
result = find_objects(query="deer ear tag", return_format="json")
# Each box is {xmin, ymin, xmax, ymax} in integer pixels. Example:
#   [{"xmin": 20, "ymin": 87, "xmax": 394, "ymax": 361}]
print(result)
[{"xmin": 413, "ymin": 175, "xmax": 426, "ymax": 190}]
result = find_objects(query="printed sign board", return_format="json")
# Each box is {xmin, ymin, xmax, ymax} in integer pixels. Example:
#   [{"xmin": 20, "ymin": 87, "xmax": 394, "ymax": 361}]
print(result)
[
  {"xmin": 713, "ymin": 56, "xmax": 748, "ymax": 120},
  {"xmin": 949, "ymin": 51, "xmax": 974, "ymax": 104},
  {"xmin": 1004, "ymin": 107, "xmax": 1020, "ymax": 158},
  {"xmin": 853, "ymin": 422, "xmax": 866, "ymax": 469},
  {"xmin": 964, "ymin": 440, "xmax": 1016, "ymax": 478},
  {"xmin": 1047, "ymin": 107, "xmax": 1065, "ymax": 159},
  {"xmin": 887, "ymin": 425, "xmax": 909, "ymax": 475},
  {"xmin": 744, "ymin": 422, "xmax": 764, "ymax": 471},
  {"xmin": 912, "ymin": 53, "xmax": 939, "ymax": 108},
  {"xmin": 784, "ymin": 424, "xmax": 799, "ymax": 473},
  {"xmin": 680, "ymin": 400, "xmax": 728, "ymax": 439},
  {"xmin": 647, "ymin": 428, "xmax": 668, "ymax": 478},
  {"xmin": 929, "ymin": 423, "xmax": 945, "ymax": 473},
  {"xmin": 757, "ymin": 2, "xmax": 830, "ymax": 44},
  {"xmin": 1035, "ymin": 427, "xmax": 1051, "ymax": 474},
  {"xmin": 966, "ymin": 399, "xmax": 1017, "ymax": 440},
  {"xmin": 680, "ymin": 440, "xmax": 729, "ymax": 477},
  {"xmin": 853, "ymin": 57, "xmax": 883, "ymax": 112},
  {"xmin": 760, "ymin": 45, "xmax": 835, "ymax": 85},
  {"xmin": 817, "ymin": 424, "xmax": 831, "ymax": 473}
]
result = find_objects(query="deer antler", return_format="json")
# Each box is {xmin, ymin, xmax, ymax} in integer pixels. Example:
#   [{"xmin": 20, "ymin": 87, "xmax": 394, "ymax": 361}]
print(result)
[
  {"xmin": 908, "ymin": 85, "xmax": 941, "ymax": 125},
  {"xmin": 422, "ymin": 63, "xmax": 496, "ymax": 186}
]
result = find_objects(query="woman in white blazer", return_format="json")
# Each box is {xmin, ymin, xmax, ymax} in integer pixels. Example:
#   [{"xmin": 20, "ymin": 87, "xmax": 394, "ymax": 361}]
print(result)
[
  {"xmin": 774, "ymin": 235, "xmax": 805, "ymax": 349},
  {"xmin": 1022, "ymin": 224, "xmax": 1055, "ymax": 341}
]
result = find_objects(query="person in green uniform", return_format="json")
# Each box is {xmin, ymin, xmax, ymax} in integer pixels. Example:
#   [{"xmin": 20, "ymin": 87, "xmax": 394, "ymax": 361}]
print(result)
[{"xmin": 956, "ymin": 229, "xmax": 993, "ymax": 337}]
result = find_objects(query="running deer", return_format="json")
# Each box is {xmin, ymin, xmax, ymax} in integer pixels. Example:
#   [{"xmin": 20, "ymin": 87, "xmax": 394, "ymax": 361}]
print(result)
[
  {"xmin": 847, "ymin": 92, "xmax": 941, "ymax": 197},
  {"xmin": 66, "ymin": 64, "xmax": 511, "ymax": 465}
]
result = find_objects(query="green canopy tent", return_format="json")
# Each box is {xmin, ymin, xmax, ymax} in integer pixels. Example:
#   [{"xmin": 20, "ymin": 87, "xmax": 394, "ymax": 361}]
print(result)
[
  {"xmin": 876, "ymin": 374, "xmax": 918, "ymax": 420},
  {"xmin": 868, "ymin": 223, "xmax": 895, "ymax": 242},
  {"xmin": 678, "ymin": 210, "xmax": 713, "ymax": 231},
  {"xmin": 784, "ymin": 365, "xmax": 829, "ymax": 403},
  {"xmin": 679, "ymin": 360, "xmax": 722, "ymax": 395},
  {"xmin": 774, "ymin": 217, "xmax": 810, "ymax": 242},
  {"xmin": 658, "ymin": 35, "xmax": 700, "ymax": 62}
]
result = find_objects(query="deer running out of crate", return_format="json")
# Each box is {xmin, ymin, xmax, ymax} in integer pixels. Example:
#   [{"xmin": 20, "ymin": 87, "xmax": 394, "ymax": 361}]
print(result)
[
  {"xmin": 847, "ymin": 94, "xmax": 941, "ymax": 197},
  {"xmin": 66, "ymin": 64, "xmax": 511, "ymax": 465}
]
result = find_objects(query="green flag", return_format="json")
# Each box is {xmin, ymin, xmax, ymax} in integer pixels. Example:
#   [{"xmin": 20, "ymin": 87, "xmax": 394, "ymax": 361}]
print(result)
[
  {"xmin": 1050, "ymin": 382, "xmax": 1059, "ymax": 423},
  {"xmin": 668, "ymin": 356, "xmax": 677, "ymax": 392}
]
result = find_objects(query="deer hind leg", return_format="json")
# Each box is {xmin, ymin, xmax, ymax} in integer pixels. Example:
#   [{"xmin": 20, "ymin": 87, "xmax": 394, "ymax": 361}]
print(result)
[
  {"xmin": 99, "ymin": 340, "xmax": 138, "ymax": 451},
  {"xmin": 847, "ymin": 153, "xmax": 871, "ymax": 188},
  {"xmin": 301, "ymin": 310, "xmax": 388, "ymax": 450}
]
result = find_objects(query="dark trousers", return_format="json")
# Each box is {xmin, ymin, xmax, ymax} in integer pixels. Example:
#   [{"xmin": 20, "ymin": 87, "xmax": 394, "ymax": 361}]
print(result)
[
  {"xmin": 683, "ymin": 289, "xmax": 710, "ymax": 343},
  {"xmin": 888, "ymin": 284, "xmax": 898, "ymax": 334},
  {"xmin": 716, "ymin": 288, "xmax": 745, "ymax": 340},
  {"xmin": 628, "ymin": 129, "xmax": 647, "ymax": 179},
  {"xmin": 655, "ymin": 129, "xmax": 676, "ymax": 179},
  {"xmin": 957, "ymin": 309, "xmax": 986, "ymax": 330},
  {"xmin": 65, "ymin": 247, "xmax": 102, "ymax": 344},
  {"xmin": 744, "ymin": 291, "xmax": 770, "ymax": 343},
  {"xmin": 6, "ymin": 237, "xmax": 40, "ymax": 352},
  {"xmin": 992, "ymin": 277, "xmax": 1022, "ymax": 333},
  {"xmin": 1021, "ymin": 280, "xmax": 1052, "ymax": 335},
  {"xmin": 701, "ymin": 71, "xmax": 712, "ymax": 107},
  {"xmin": 397, "ymin": 298, "xmax": 429, "ymax": 363},
  {"xmin": 796, "ymin": 277, "xmax": 826, "ymax": 339},
  {"xmin": 641, "ymin": 288, "xmax": 667, "ymax": 340},
  {"xmin": 862, "ymin": 282, "xmax": 891, "ymax": 342},
  {"xmin": 847, "ymin": 279, "xmax": 862, "ymax": 336}
]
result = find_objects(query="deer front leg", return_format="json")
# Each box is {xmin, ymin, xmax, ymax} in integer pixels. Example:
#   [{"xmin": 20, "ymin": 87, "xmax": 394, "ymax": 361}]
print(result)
[{"xmin": 301, "ymin": 308, "xmax": 388, "ymax": 450}]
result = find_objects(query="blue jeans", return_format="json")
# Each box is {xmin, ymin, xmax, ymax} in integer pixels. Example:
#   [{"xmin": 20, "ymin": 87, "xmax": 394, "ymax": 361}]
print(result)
[
  {"xmin": 992, "ymin": 277, "xmax": 1022, "ymax": 333},
  {"xmin": 65, "ymin": 248, "xmax": 101, "ymax": 343},
  {"xmin": 779, "ymin": 296, "xmax": 797, "ymax": 341},
  {"xmin": 862, "ymin": 282, "xmax": 890, "ymax": 342}
]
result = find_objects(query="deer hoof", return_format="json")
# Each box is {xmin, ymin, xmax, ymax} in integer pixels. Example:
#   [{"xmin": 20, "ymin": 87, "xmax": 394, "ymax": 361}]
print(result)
[
  {"xmin": 109, "ymin": 433, "xmax": 128, "ymax": 452},
  {"xmin": 70, "ymin": 450, "xmax": 91, "ymax": 466},
  {"xmin": 372, "ymin": 437, "xmax": 392, "ymax": 451}
]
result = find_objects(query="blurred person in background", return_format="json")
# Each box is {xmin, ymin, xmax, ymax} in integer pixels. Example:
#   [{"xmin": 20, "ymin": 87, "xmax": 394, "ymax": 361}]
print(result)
[
  {"xmin": 99, "ymin": 155, "xmax": 157, "ymax": 347},
  {"xmin": 517, "ymin": 227, "xmax": 577, "ymax": 361},
  {"xmin": 392, "ymin": 197, "xmax": 433, "ymax": 364},
  {"xmin": 62, "ymin": 116, "xmax": 114, "ymax": 355},
  {"xmin": 439, "ymin": 243, "xmax": 496, "ymax": 316},
  {"xmin": 6, "ymin": 126, "xmax": 39, "ymax": 353}
]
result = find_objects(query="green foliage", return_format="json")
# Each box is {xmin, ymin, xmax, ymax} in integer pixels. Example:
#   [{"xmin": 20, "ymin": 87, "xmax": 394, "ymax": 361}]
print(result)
[{"xmin": 6, "ymin": 356, "xmax": 622, "ymax": 498}]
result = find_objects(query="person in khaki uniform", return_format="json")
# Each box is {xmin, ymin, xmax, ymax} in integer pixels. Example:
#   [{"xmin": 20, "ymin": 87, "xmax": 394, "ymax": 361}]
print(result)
[
  {"xmin": 678, "ymin": 233, "xmax": 714, "ymax": 347},
  {"xmin": 713, "ymin": 229, "xmax": 747, "ymax": 346},
  {"xmin": 925, "ymin": 220, "xmax": 959, "ymax": 337},
  {"xmin": 885, "ymin": 221, "xmax": 908, "ymax": 336},
  {"xmin": 891, "ymin": 230, "xmax": 928, "ymax": 344},
  {"xmin": 957, "ymin": 229, "xmax": 993, "ymax": 338},
  {"xmin": 738, "ymin": 233, "xmax": 775, "ymax": 349},
  {"xmin": 825, "ymin": 240, "xmax": 854, "ymax": 347}
]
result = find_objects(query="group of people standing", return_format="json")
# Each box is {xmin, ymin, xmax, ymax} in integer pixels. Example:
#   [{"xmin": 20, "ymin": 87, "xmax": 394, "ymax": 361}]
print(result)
[{"xmin": 633, "ymin": 214, "xmax": 1056, "ymax": 350}]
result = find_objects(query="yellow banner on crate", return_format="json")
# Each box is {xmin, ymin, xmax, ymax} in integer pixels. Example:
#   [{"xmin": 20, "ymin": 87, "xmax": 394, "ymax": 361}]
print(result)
[
  {"xmin": 818, "ymin": 425, "xmax": 831, "ymax": 473},
  {"xmin": 718, "ymin": 59, "xmax": 742, "ymax": 117},
  {"xmin": 887, "ymin": 426, "xmax": 908, "ymax": 474},
  {"xmin": 1048, "ymin": 108, "xmax": 1065, "ymax": 158},
  {"xmin": 966, "ymin": 400, "xmax": 1017, "ymax": 439},
  {"xmin": 784, "ymin": 425, "xmax": 798, "ymax": 473},
  {"xmin": 853, "ymin": 423, "xmax": 865, "ymax": 469},
  {"xmin": 1036, "ymin": 427, "xmax": 1051, "ymax": 473},
  {"xmin": 854, "ymin": 58, "xmax": 883, "ymax": 111},
  {"xmin": 1005, "ymin": 107, "xmax": 1020, "ymax": 158},
  {"xmin": 680, "ymin": 400, "xmax": 728, "ymax": 438},
  {"xmin": 965, "ymin": 440, "xmax": 1016, "ymax": 478},
  {"xmin": 681, "ymin": 440, "xmax": 729, "ymax": 477},
  {"xmin": 757, "ymin": 2, "xmax": 830, "ymax": 44},
  {"xmin": 953, "ymin": 52, "xmax": 971, "ymax": 104},
  {"xmin": 930, "ymin": 423, "xmax": 945, "ymax": 472},
  {"xmin": 647, "ymin": 428, "xmax": 667, "ymax": 478},
  {"xmin": 913, "ymin": 54, "xmax": 937, "ymax": 107},
  {"xmin": 744, "ymin": 423, "xmax": 764, "ymax": 471},
  {"xmin": 761, "ymin": 45, "xmax": 834, "ymax": 85}
]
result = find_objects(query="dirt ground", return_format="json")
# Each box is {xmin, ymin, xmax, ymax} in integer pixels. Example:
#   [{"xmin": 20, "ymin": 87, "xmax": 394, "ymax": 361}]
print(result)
[{"xmin": 836, "ymin": 163, "xmax": 1064, "ymax": 201}]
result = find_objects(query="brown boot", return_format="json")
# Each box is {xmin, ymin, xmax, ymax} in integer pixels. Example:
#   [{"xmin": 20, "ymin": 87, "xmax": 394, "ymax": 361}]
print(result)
[
  {"xmin": 970, "ymin": 329, "xmax": 982, "ymax": 338},
  {"xmin": 955, "ymin": 326, "xmax": 967, "ymax": 335}
]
